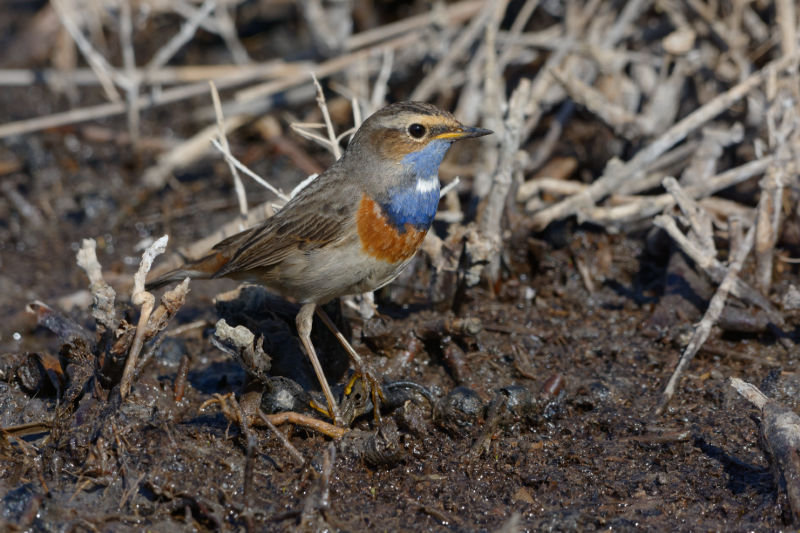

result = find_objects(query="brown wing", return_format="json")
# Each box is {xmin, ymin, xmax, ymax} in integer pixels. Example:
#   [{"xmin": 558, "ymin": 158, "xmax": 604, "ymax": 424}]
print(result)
[{"xmin": 213, "ymin": 177, "xmax": 358, "ymax": 277}]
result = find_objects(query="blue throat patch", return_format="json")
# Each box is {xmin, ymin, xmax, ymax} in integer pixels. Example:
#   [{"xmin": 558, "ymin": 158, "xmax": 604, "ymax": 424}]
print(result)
[
  {"xmin": 381, "ymin": 140, "xmax": 449, "ymax": 231},
  {"xmin": 400, "ymin": 139, "xmax": 450, "ymax": 178}
]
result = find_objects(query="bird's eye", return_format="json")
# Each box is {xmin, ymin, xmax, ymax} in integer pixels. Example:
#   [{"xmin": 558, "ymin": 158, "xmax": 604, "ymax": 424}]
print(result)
[{"xmin": 408, "ymin": 123, "xmax": 426, "ymax": 139}]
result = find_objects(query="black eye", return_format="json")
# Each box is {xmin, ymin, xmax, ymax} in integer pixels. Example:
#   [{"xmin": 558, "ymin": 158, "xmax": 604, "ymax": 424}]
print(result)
[{"xmin": 408, "ymin": 123, "xmax": 426, "ymax": 138}]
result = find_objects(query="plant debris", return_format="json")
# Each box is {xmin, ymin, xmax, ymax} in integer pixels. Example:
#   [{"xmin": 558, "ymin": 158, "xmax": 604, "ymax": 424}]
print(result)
[{"xmin": 3, "ymin": 0, "xmax": 800, "ymax": 530}]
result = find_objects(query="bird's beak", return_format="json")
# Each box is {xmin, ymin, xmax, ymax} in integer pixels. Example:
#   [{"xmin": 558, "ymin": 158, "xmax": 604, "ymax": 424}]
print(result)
[{"xmin": 434, "ymin": 126, "xmax": 493, "ymax": 140}]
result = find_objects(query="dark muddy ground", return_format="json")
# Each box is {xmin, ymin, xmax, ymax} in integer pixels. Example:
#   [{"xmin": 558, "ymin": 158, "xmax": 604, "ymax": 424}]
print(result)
[{"xmin": 2, "ymin": 2, "xmax": 799, "ymax": 532}]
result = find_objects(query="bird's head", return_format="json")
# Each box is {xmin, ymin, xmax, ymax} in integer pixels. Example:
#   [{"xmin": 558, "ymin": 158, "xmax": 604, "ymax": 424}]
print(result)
[{"xmin": 345, "ymin": 102, "xmax": 492, "ymax": 179}]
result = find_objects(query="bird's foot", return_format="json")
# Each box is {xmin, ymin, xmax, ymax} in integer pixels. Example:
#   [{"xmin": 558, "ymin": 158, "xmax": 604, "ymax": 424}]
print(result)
[
  {"xmin": 308, "ymin": 398, "xmax": 346, "ymax": 427},
  {"xmin": 307, "ymin": 370, "xmax": 385, "ymax": 426},
  {"xmin": 343, "ymin": 369, "xmax": 385, "ymax": 424}
]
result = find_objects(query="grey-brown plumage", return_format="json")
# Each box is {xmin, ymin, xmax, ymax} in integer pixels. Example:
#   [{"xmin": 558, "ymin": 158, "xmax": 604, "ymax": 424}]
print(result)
[{"xmin": 147, "ymin": 101, "xmax": 491, "ymax": 425}]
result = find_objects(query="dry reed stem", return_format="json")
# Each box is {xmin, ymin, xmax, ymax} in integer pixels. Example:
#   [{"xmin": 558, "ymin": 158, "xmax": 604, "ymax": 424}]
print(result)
[
  {"xmin": 144, "ymin": 0, "xmax": 216, "ymax": 74},
  {"xmin": 531, "ymin": 52, "xmax": 799, "ymax": 231},
  {"xmin": 210, "ymin": 80, "xmax": 247, "ymax": 229},
  {"xmin": 523, "ymin": 151, "xmax": 779, "ymax": 230},
  {"xmin": 680, "ymin": 124, "xmax": 745, "ymax": 187},
  {"xmin": 662, "ymin": 177, "xmax": 715, "ymax": 255},
  {"xmin": 1, "ymin": 181, "xmax": 45, "ymax": 229},
  {"xmin": 300, "ymin": 0, "xmax": 353, "ymax": 57},
  {"xmin": 656, "ymin": 220, "xmax": 755, "ymax": 414},
  {"xmin": 344, "ymin": 0, "xmax": 482, "ymax": 51},
  {"xmin": 479, "ymin": 79, "xmax": 531, "ymax": 280},
  {"xmin": 290, "ymin": 74, "xmax": 343, "ymax": 160},
  {"xmin": 50, "ymin": 0, "xmax": 123, "ymax": 101},
  {"xmin": 51, "ymin": 0, "xmax": 216, "ymax": 145},
  {"xmin": 0, "ymin": 64, "xmax": 302, "ymax": 139},
  {"xmin": 497, "ymin": 0, "xmax": 540, "ymax": 70},
  {"xmin": 654, "ymin": 213, "xmax": 782, "ymax": 326},
  {"xmin": 120, "ymin": 235, "xmax": 169, "ymax": 399},
  {"xmin": 550, "ymin": 67, "xmax": 642, "ymax": 139},
  {"xmin": 237, "ymin": 0, "xmax": 482, "ymax": 103},
  {"xmin": 75, "ymin": 238, "xmax": 116, "ymax": 329},
  {"xmin": 369, "ymin": 49, "xmax": 393, "ymax": 114},
  {"xmin": 755, "ymin": 87, "xmax": 796, "ymax": 293},
  {"xmin": 256, "ymin": 411, "xmax": 306, "ymax": 466},
  {"xmin": 410, "ymin": 0, "xmax": 502, "ymax": 102},
  {"xmin": 730, "ymin": 377, "xmax": 800, "ymax": 523},
  {"xmin": 776, "ymin": 0, "xmax": 797, "ymax": 59},
  {"xmin": 0, "ymin": 62, "xmax": 297, "ymax": 87},
  {"xmin": 210, "ymin": 138, "xmax": 290, "ymax": 202},
  {"xmin": 212, "ymin": 1, "xmax": 250, "ymax": 65},
  {"xmin": 118, "ymin": 0, "xmax": 138, "ymax": 144},
  {"xmin": 0, "ymin": 1, "xmax": 479, "ymax": 139},
  {"xmin": 142, "ymin": 114, "xmax": 248, "ymax": 189}
]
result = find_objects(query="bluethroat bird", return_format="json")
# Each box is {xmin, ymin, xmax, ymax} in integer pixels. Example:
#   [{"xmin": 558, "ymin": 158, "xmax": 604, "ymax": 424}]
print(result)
[{"xmin": 147, "ymin": 102, "xmax": 492, "ymax": 425}]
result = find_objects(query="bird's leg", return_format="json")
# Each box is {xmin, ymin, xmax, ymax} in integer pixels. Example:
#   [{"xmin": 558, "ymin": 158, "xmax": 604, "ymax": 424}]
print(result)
[
  {"xmin": 296, "ymin": 303, "xmax": 343, "ymax": 426},
  {"xmin": 315, "ymin": 307, "xmax": 383, "ymax": 423}
]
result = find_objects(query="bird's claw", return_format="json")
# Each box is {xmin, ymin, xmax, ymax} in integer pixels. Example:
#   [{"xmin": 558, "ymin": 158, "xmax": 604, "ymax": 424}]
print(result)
[
  {"xmin": 344, "ymin": 370, "xmax": 385, "ymax": 423},
  {"xmin": 308, "ymin": 398, "xmax": 346, "ymax": 427},
  {"xmin": 308, "ymin": 370, "xmax": 385, "ymax": 427}
]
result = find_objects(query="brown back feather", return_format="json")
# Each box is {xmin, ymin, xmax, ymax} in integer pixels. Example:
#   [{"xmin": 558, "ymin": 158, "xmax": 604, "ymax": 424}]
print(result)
[{"xmin": 213, "ymin": 171, "xmax": 359, "ymax": 277}]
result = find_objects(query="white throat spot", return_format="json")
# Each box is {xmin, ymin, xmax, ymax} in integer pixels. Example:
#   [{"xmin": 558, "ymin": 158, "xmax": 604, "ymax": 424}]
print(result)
[{"xmin": 415, "ymin": 176, "xmax": 439, "ymax": 193}]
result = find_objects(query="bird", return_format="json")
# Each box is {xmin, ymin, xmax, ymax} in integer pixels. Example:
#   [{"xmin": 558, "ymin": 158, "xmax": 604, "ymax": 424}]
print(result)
[{"xmin": 147, "ymin": 101, "xmax": 492, "ymax": 425}]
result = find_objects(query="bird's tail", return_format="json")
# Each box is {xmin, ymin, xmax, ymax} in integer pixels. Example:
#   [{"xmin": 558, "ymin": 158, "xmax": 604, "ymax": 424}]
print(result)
[{"xmin": 145, "ymin": 251, "xmax": 230, "ymax": 291}]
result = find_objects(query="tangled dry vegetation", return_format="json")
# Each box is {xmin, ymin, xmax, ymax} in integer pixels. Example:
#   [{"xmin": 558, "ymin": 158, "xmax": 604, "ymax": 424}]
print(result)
[{"xmin": 2, "ymin": 0, "xmax": 800, "ymax": 530}]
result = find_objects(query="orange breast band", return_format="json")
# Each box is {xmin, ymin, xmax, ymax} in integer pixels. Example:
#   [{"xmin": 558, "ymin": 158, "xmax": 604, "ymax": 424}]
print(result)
[{"xmin": 356, "ymin": 196, "xmax": 427, "ymax": 263}]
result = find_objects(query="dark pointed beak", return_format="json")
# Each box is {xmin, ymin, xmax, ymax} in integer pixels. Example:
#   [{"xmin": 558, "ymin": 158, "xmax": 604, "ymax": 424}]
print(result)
[{"xmin": 433, "ymin": 126, "xmax": 493, "ymax": 140}]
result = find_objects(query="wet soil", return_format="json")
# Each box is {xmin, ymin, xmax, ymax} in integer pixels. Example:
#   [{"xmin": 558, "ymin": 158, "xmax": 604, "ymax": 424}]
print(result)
[
  {"xmin": 2, "ymin": 3, "xmax": 799, "ymax": 532},
  {"xmin": 2, "ymin": 119, "xmax": 794, "ymax": 530}
]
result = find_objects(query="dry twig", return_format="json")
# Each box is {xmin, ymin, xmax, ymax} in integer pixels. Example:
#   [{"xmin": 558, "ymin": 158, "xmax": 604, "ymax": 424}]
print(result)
[
  {"xmin": 730, "ymin": 377, "xmax": 800, "ymax": 524},
  {"xmin": 530, "ymin": 52, "xmax": 799, "ymax": 231},
  {"xmin": 656, "ymin": 219, "xmax": 755, "ymax": 413},
  {"xmin": 210, "ymin": 80, "xmax": 247, "ymax": 229},
  {"xmin": 75, "ymin": 238, "xmax": 116, "ymax": 330},
  {"xmin": 120, "ymin": 235, "xmax": 169, "ymax": 398},
  {"xmin": 478, "ymin": 78, "xmax": 532, "ymax": 280}
]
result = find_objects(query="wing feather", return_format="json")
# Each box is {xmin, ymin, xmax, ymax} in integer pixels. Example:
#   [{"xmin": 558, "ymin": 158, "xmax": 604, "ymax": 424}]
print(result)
[{"xmin": 214, "ymin": 177, "xmax": 358, "ymax": 277}]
